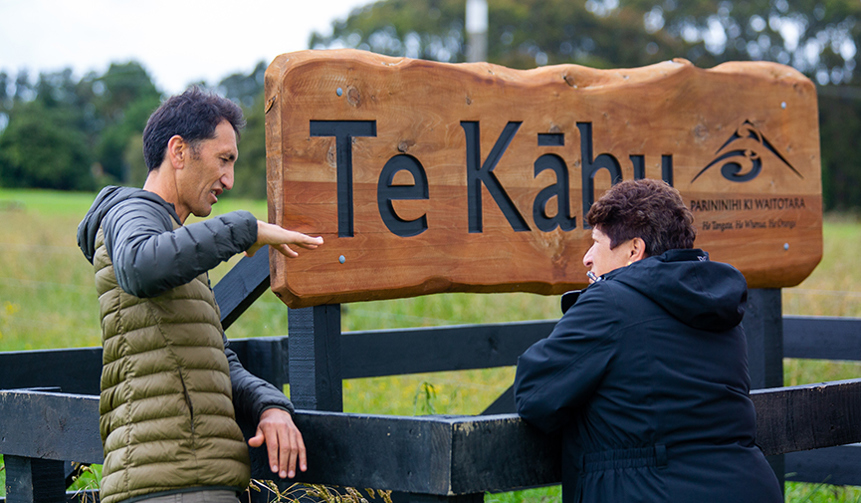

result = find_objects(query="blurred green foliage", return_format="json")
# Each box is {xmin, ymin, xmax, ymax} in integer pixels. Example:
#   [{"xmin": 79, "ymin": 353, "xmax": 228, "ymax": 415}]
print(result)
[{"xmin": 0, "ymin": 60, "xmax": 268, "ymax": 197}]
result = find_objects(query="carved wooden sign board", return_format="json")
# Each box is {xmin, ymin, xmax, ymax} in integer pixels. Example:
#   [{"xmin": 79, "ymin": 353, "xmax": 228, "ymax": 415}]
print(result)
[{"xmin": 264, "ymin": 49, "xmax": 822, "ymax": 308}]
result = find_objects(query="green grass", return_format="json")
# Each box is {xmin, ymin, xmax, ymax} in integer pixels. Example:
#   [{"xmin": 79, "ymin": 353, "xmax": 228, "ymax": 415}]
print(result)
[{"xmin": 1, "ymin": 188, "xmax": 860, "ymax": 500}]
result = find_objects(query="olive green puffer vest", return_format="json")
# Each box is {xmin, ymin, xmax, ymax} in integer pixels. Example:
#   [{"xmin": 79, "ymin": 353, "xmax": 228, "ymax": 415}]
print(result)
[{"xmin": 93, "ymin": 227, "xmax": 250, "ymax": 503}]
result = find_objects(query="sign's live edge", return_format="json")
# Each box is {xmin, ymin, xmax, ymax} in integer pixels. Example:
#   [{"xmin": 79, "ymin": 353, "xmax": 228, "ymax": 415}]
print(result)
[{"xmin": 264, "ymin": 49, "xmax": 822, "ymax": 307}]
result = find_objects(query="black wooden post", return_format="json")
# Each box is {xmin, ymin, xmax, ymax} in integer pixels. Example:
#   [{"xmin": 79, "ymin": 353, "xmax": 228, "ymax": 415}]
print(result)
[
  {"xmin": 243, "ymin": 304, "xmax": 342, "ymax": 502},
  {"xmin": 242, "ymin": 305, "xmax": 343, "ymax": 503},
  {"xmin": 4, "ymin": 456, "xmax": 66, "ymax": 503},
  {"xmin": 744, "ymin": 289, "xmax": 784, "ymax": 390},
  {"xmin": 288, "ymin": 304, "xmax": 343, "ymax": 412},
  {"xmin": 742, "ymin": 288, "xmax": 785, "ymax": 491}
]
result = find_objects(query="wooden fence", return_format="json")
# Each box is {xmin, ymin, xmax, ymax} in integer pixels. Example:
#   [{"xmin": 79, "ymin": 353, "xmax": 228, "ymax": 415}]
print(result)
[{"xmin": 2, "ymin": 247, "xmax": 861, "ymax": 502}]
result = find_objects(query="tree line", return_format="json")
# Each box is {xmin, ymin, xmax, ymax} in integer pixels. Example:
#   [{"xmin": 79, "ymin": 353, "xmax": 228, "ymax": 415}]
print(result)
[
  {"xmin": 0, "ymin": 60, "xmax": 268, "ymax": 199},
  {"xmin": 1, "ymin": 0, "xmax": 860, "ymax": 210}
]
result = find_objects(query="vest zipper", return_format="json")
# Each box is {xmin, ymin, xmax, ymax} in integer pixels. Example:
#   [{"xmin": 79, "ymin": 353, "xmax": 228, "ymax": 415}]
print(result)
[{"xmin": 177, "ymin": 367, "xmax": 195, "ymax": 435}]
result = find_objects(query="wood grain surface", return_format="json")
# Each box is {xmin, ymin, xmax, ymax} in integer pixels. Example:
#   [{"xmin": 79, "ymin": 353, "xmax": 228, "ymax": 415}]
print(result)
[{"xmin": 265, "ymin": 49, "xmax": 822, "ymax": 308}]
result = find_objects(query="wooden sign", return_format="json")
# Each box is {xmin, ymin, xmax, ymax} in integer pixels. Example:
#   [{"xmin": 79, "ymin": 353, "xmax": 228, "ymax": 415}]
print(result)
[{"xmin": 264, "ymin": 49, "xmax": 822, "ymax": 308}]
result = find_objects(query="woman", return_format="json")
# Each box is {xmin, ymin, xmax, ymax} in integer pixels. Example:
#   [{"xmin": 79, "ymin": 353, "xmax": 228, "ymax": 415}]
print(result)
[{"xmin": 514, "ymin": 179, "xmax": 782, "ymax": 503}]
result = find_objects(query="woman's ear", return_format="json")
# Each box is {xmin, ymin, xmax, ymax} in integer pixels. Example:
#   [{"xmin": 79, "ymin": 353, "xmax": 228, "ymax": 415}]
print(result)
[{"xmin": 630, "ymin": 237, "xmax": 647, "ymax": 262}]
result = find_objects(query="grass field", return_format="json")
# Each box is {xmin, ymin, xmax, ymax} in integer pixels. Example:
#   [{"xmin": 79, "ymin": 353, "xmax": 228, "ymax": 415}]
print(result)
[{"xmin": 1, "ymin": 188, "xmax": 860, "ymax": 501}]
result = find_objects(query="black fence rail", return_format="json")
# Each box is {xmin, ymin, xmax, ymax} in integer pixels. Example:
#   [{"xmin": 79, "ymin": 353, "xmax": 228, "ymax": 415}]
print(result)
[
  {"xmin": 0, "ymin": 315, "xmax": 856, "ymax": 397},
  {"xmin": 2, "ymin": 250, "xmax": 861, "ymax": 501},
  {"xmin": 3, "ymin": 379, "xmax": 861, "ymax": 502}
]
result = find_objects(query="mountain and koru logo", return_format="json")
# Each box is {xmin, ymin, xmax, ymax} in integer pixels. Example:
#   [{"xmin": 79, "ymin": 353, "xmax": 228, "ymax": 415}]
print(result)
[{"xmin": 691, "ymin": 120, "xmax": 804, "ymax": 184}]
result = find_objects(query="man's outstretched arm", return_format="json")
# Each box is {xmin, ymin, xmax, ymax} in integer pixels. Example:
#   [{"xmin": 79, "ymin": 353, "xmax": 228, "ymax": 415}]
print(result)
[{"xmin": 246, "ymin": 220, "xmax": 323, "ymax": 258}]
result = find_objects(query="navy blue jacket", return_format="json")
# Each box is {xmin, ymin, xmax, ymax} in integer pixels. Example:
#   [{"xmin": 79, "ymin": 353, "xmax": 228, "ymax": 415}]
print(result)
[{"xmin": 514, "ymin": 249, "xmax": 782, "ymax": 503}]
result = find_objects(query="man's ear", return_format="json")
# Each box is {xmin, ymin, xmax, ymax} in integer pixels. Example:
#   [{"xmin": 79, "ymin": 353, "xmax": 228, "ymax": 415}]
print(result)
[
  {"xmin": 630, "ymin": 237, "xmax": 647, "ymax": 262},
  {"xmin": 167, "ymin": 135, "xmax": 186, "ymax": 169}
]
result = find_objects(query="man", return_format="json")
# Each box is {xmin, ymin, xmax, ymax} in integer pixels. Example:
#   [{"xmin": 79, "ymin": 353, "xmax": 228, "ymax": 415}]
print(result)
[{"xmin": 77, "ymin": 87, "xmax": 323, "ymax": 503}]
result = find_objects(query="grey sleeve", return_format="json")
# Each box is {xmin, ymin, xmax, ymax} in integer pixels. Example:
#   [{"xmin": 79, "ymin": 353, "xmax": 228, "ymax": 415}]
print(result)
[
  {"xmin": 224, "ymin": 334, "xmax": 295, "ymax": 424},
  {"xmin": 103, "ymin": 199, "xmax": 258, "ymax": 298}
]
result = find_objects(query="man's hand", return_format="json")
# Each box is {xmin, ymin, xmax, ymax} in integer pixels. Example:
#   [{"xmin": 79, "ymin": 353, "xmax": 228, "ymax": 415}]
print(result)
[
  {"xmin": 247, "ymin": 408, "xmax": 307, "ymax": 478},
  {"xmin": 246, "ymin": 221, "xmax": 323, "ymax": 258}
]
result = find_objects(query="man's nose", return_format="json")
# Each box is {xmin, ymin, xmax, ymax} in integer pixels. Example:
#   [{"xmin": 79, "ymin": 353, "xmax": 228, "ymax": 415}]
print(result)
[
  {"xmin": 222, "ymin": 166, "xmax": 234, "ymax": 190},
  {"xmin": 583, "ymin": 249, "xmax": 593, "ymax": 268}
]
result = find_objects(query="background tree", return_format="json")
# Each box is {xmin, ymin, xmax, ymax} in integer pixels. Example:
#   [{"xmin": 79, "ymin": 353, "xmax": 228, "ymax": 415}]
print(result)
[
  {"xmin": 0, "ymin": 71, "xmax": 12, "ymax": 135},
  {"xmin": 0, "ymin": 68, "xmax": 98, "ymax": 191},
  {"xmin": 312, "ymin": 0, "xmax": 860, "ymax": 81},
  {"xmin": 219, "ymin": 61, "xmax": 267, "ymax": 108},
  {"xmin": 310, "ymin": 0, "xmax": 685, "ymax": 69},
  {"xmin": 623, "ymin": 0, "xmax": 860, "ymax": 85},
  {"xmin": 13, "ymin": 70, "xmax": 35, "ymax": 102},
  {"xmin": 216, "ymin": 62, "xmax": 268, "ymax": 199},
  {"xmin": 0, "ymin": 99, "xmax": 93, "ymax": 191},
  {"xmin": 0, "ymin": 71, "xmax": 9, "ymax": 105},
  {"xmin": 93, "ymin": 62, "xmax": 162, "ymax": 184},
  {"xmin": 0, "ymin": 62, "xmax": 162, "ymax": 191}
]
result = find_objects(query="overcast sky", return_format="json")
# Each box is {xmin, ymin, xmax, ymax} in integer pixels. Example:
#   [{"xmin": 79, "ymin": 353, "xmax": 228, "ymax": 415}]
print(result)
[{"xmin": 0, "ymin": 0, "xmax": 373, "ymax": 94}]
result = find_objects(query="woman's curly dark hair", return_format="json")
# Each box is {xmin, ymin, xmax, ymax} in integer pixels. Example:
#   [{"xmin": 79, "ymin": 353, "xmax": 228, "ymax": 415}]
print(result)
[{"xmin": 586, "ymin": 178, "xmax": 696, "ymax": 257}]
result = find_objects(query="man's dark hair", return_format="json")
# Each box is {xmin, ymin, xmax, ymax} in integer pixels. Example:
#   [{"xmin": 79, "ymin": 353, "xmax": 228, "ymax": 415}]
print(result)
[
  {"xmin": 142, "ymin": 86, "xmax": 246, "ymax": 171},
  {"xmin": 586, "ymin": 178, "xmax": 696, "ymax": 257}
]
